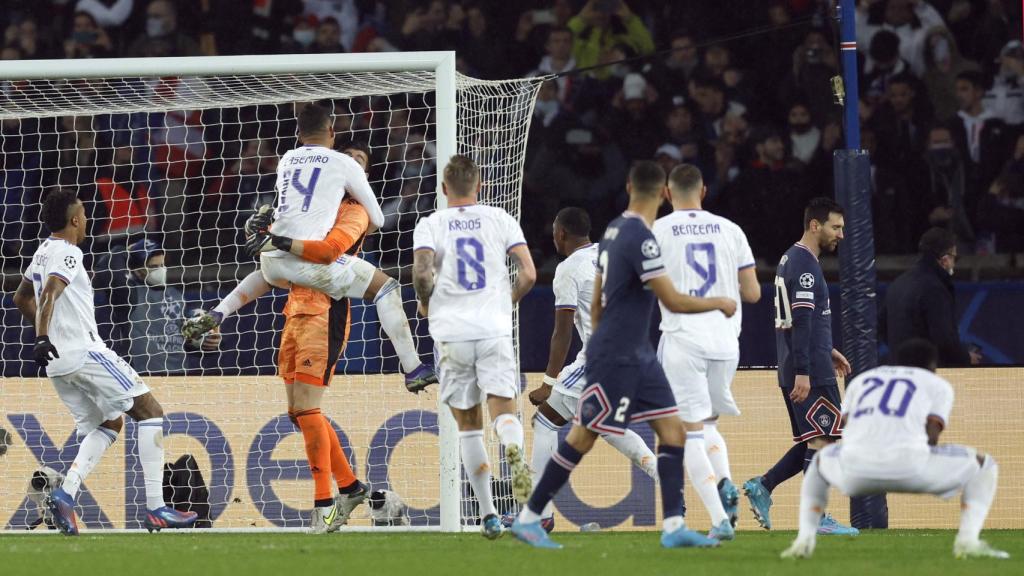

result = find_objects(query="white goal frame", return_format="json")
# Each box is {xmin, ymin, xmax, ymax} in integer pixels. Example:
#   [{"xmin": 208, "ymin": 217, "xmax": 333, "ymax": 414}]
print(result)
[{"xmin": 0, "ymin": 52, "xmax": 472, "ymax": 532}]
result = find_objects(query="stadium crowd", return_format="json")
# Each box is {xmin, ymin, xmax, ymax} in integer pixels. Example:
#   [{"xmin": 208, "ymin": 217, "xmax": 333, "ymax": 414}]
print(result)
[{"xmin": 1, "ymin": 0, "xmax": 1023, "ymax": 273}]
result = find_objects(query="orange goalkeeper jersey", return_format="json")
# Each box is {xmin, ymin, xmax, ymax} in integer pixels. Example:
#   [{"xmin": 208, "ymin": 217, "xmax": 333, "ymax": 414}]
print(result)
[{"xmin": 283, "ymin": 198, "xmax": 370, "ymax": 317}]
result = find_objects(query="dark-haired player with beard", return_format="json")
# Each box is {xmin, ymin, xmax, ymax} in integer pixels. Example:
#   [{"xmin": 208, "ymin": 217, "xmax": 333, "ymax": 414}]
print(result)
[{"xmin": 743, "ymin": 197, "xmax": 858, "ymax": 536}]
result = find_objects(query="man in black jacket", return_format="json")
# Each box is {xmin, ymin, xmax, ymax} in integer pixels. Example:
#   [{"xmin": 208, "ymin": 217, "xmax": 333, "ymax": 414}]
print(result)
[{"xmin": 880, "ymin": 227, "xmax": 979, "ymax": 366}]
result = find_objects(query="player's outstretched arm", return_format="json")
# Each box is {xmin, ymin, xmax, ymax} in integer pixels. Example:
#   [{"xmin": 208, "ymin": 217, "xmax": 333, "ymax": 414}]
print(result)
[
  {"xmin": 412, "ymin": 248, "xmax": 434, "ymax": 316},
  {"xmin": 648, "ymin": 275, "xmax": 737, "ymax": 317},
  {"xmin": 13, "ymin": 279, "xmax": 36, "ymax": 323},
  {"xmin": 276, "ymin": 200, "xmax": 369, "ymax": 264},
  {"xmin": 508, "ymin": 244, "xmax": 537, "ymax": 305}
]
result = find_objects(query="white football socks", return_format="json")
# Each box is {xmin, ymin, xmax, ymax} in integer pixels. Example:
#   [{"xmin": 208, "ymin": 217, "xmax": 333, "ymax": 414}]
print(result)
[
  {"xmin": 702, "ymin": 421, "xmax": 732, "ymax": 482},
  {"xmin": 603, "ymin": 429, "xmax": 658, "ymax": 480},
  {"xmin": 797, "ymin": 457, "xmax": 830, "ymax": 541},
  {"xmin": 459, "ymin": 430, "xmax": 496, "ymax": 518},
  {"xmin": 214, "ymin": 270, "xmax": 272, "ymax": 319},
  {"xmin": 62, "ymin": 426, "xmax": 117, "ymax": 499},
  {"xmin": 373, "ymin": 279, "xmax": 421, "ymax": 373},
  {"xmin": 684, "ymin": 431, "xmax": 729, "ymax": 525},
  {"xmin": 137, "ymin": 418, "xmax": 167, "ymax": 510},
  {"xmin": 663, "ymin": 515, "xmax": 685, "ymax": 533},
  {"xmin": 958, "ymin": 455, "xmax": 998, "ymax": 543},
  {"xmin": 531, "ymin": 413, "xmax": 560, "ymax": 518},
  {"xmin": 493, "ymin": 413, "xmax": 524, "ymax": 451}
]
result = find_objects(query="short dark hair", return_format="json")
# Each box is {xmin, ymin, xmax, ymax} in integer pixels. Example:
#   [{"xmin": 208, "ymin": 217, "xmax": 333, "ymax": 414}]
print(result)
[
  {"xmin": 869, "ymin": 29, "xmax": 900, "ymax": 62},
  {"xmin": 955, "ymin": 70, "xmax": 987, "ymax": 91},
  {"xmin": 554, "ymin": 207, "xmax": 591, "ymax": 238},
  {"xmin": 896, "ymin": 338, "xmax": 939, "ymax": 371},
  {"xmin": 340, "ymin": 139, "xmax": 371, "ymax": 161},
  {"xmin": 42, "ymin": 188, "xmax": 80, "ymax": 232},
  {"xmin": 668, "ymin": 164, "xmax": 703, "ymax": 196},
  {"xmin": 297, "ymin": 103, "xmax": 331, "ymax": 138},
  {"xmin": 803, "ymin": 197, "xmax": 843, "ymax": 229},
  {"xmin": 918, "ymin": 227, "xmax": 956, "ymax": 260},
  {"xmin": 628, "ymin": 161, "xmax": 666, "ymax": 198}
]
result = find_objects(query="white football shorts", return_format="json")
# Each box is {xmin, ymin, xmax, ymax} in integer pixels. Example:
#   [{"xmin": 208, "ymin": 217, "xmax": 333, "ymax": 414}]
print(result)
[
  {"xmin": 261, "ymin": 251, "xmax": 376, "ymax": 301},
  {"xmin": 817, "ymin": 443, "xmax": 982, "ymax": 499},
  {"xmin": 547, "ymin": 357, "xmax": 587, "ymax": 420},
  {"xmin": 658, "ymin": 332, "xmax": 740, "ymax": 422},
  {"xmin": 50, "ymin": 349, "xmax": 150, "ymax": 435},
  {"xmin": 435, "ymin": 337, "xmax": 518, "ymax": 410}
]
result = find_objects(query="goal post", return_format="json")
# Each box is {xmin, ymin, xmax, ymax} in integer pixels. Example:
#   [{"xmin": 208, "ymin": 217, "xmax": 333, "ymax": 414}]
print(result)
[{"xmin": 0, "ymin": 52, "xmax": 542, "ymax": 532}]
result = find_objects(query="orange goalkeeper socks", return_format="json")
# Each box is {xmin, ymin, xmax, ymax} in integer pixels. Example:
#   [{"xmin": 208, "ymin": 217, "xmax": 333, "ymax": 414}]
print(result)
[
  {"xmin": 322, "ymin": 414, "xmax": 358, "ymax": 491},
  {"xmin": 294, "ymin": 408, "xmax": 334, "ymax": 506}
]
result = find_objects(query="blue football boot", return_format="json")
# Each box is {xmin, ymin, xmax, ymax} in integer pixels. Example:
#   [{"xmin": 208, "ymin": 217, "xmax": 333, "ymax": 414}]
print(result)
[
  {"xmin": 718, "ymin": 478, "xmax": 740, "ymax": 528},
  {"xmin": 144, "ymin": 506, "xmax": 199, "ymax": 532},
  {"xmin": 481, "ymin": 513, "xmax": 504, "ymax": 540},
  {"xmin": 661, "ymin": 525, "xmax": 721, "ymax": 548},
  {"xmin": 511, "ymin": 518, "xmax": 563, "ymax": 549},
  {"xmin": 743, "ymin": 477, "xmax": 773, "ymax": 530},
  {"xmin": 817, "ymin": 513, "xmax": 859, "ymax": 536},
  {"xmin": 502, "ymin": 513, "xmax": 554, "ymax": 533},
  {"xmin": 405, "ymin": 363, "xmax": 438, "ymax": 394},
  {"xmin": 708, "ymin": 519, "xmax": 735, "ymax": 541},
  {"xmin": 45, "ymin": 487, "xmax": 79, "ymax": 536}
]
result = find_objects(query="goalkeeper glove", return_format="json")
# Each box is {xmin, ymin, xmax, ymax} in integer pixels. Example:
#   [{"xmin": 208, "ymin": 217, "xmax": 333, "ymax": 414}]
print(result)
[
  {"xmin": 244, "ymin": 205, "xmax": 274, "ymax": 236},
  {"xmin": 32, "ymin": 335, "xmax": 59, "ymax": 367},
  {"xmin": 244, "ymin": 232, "xmax": 293, "ymax": 257}
]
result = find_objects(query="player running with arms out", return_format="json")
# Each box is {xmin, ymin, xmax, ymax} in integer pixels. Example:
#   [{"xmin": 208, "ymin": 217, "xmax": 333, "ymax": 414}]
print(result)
[
  {"xmin": 517, "ymin": 207, "xmax": 658, "ymax": 532},
  {"xmin": 12, "ymin": 190, "xmax": 198, "ymax": 535},
  {"xmin": 653, "ymin": 165, "xmax": 761, "ymax": 539},
  {"xmin": 782, "ymin": 339, "xmax": 1009, "ymax": 560},
  {"xmin": 412, "ymin": 154, "xmax": 537, "ymax": 539},
  {"xmin": 744, "ymin": 197, "xmax": 858, "ymax": 535},
  {"xmin": 511, "ymin": 161, "xmax": 737, "ymax": 550},
  {"xmin": 183, "ymin": 130, "xmax": 436, "ymax": 392}
]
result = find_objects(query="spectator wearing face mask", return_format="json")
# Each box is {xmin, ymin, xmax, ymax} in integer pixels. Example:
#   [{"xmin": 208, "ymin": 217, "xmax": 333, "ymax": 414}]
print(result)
[
  {"xmin": 880, "ymin": 227, "xmax": 978, "ymax": 367},
  {"xmin": 112, "ymin": 239, "xmax": 220, "ymax": 374},
  {"xmin": 64, "ymin": 11, "xmax": 113, "ymax": 59},
  {"xmin": 126, "ymin": 0, "xmax": 200, "ymax": 57}
]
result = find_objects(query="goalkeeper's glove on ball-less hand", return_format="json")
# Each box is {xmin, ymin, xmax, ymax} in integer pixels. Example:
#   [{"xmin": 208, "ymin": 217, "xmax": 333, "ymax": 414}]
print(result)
[
  {"xmin": 33, "ymin": 335, "xmax": 59, "ymax": 367},
  {"xmin": 244, "ymin": 232, "xmax": 293, "ymax": 257}
]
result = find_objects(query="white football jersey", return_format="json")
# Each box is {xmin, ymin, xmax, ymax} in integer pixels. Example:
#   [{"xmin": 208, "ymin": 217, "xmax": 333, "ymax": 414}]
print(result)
[
  {"xmin": 840, "ymin": 366, "xmax": 955, "ymax": 479},
  {"xmin": 553, "ymin": 243, "xmax": 597, "ymax": 363},
  {"xmin": 266, "ymin": 144, "xmax": 384, "ymax": 254},
  {"xmin": 24, "ymin": 237, "xmax": 107, "ymax": 377},
  {"xmin": 652, "ymin": 209, "xmax": 754, "ymax": 358},
  {"xmin": 413, "ymin": 204, "xmax": 526, "ymax": 342}
]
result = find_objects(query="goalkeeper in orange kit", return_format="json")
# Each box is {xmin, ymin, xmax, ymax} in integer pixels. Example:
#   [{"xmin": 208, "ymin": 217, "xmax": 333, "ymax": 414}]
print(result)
[{"xmin": 281, "ymin": 192, "xmax": 373, "ymax": 533}]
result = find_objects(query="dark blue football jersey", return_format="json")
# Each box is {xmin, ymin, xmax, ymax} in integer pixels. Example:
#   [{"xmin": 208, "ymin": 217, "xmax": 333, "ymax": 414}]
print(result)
[
  {"xmin": 587, "ymin": 213, "xmax": 667, "ymax": 361},
  {"xmin": 774, "ymin": 242, "xmax": 836, "ymax": 388}
]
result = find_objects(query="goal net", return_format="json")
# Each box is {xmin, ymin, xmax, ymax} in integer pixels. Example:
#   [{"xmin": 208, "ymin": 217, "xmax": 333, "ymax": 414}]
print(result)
[{"xmin": 0, "ymin": 53, "xmax": 542, "ymax": 531}]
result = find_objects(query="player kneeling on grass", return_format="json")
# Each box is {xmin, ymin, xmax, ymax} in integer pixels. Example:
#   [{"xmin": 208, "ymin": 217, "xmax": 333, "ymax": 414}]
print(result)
[
  {"xmin": 511, "ymin": 162, "xmax": 736, "ymax": 550},
  {"xmin": 183, "ymin": 106, "xmax": 436, "ymax": 392},
  {"xmin": 412, "ymin": 154, "xmax": 536, "ymax": 540},
  {"xmin": 781, "ymin": 339, "xmax": 1009, "ymax": 560},
  {"xmin": 13, "ymin": 190, "xmax": 197, "ymax": 535}
]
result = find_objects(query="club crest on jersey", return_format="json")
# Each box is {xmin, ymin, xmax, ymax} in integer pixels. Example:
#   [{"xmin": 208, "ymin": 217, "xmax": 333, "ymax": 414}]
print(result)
[
  {"xmin": 64, "ymin": 255, "xmax": 77, "ymax": 268},
  {"xmin": 817, "ymin": 413, "xmax": 832, "ymax": 428},
  {"xmin": 799, "ymin": 273, "xmax": 815, "ymax": 289},
  {"xmin": 641, "ymin": 239, "xmax": 660, "ymax": 259}
]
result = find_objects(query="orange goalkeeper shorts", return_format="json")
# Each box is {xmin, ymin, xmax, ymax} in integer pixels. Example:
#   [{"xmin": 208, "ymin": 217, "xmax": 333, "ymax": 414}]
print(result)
[{"xmin": 279, "ymin": 297, "xmax": 351, "ymax": 387}]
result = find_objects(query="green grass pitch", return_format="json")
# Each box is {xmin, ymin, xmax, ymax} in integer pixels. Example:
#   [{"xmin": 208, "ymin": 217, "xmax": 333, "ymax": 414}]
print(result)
[{"xmin": 1, "ymin": 530, "xmax": 1020, "ymax": 575}]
